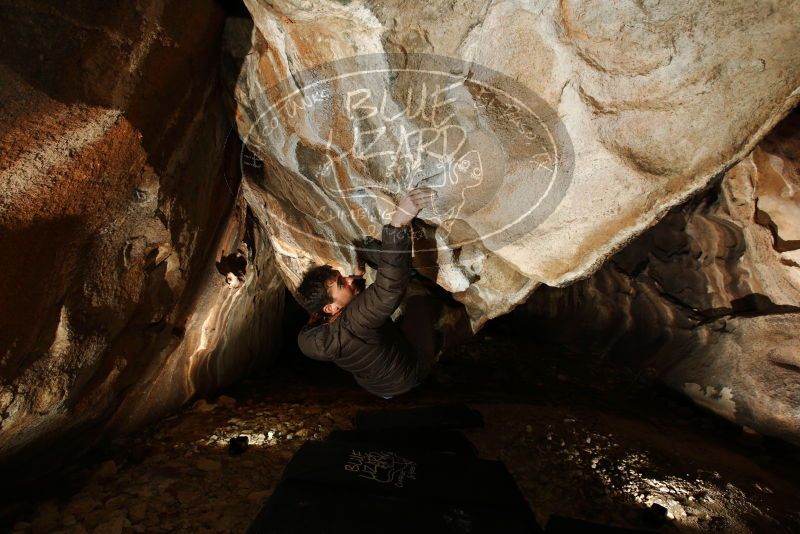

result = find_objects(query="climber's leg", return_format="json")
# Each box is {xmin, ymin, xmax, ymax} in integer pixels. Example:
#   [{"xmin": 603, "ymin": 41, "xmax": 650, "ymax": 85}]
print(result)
[{"xmin": 398, "ymin": 290, "xmax": 442, "ymax": 384}]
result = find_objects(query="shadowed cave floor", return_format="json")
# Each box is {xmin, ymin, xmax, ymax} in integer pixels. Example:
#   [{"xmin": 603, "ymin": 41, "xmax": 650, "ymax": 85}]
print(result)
[{"xmin": 7, "ymin": 320, "xmax": 800, "ymax": 534}]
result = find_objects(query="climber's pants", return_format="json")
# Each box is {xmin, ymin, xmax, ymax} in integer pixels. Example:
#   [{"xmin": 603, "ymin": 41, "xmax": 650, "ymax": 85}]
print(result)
[{"xmin": 398, "ymin": 291, "xmax": 442, "ymax": 387}]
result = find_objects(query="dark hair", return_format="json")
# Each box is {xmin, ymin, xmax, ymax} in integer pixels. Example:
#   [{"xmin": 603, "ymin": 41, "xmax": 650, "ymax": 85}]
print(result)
[{"xmin": 297, "ymin": 265, "xmax": 336, "ymax": 316}]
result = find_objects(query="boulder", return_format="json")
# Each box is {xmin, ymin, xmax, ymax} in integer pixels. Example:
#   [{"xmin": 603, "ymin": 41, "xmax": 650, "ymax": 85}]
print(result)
[{"xmin": 230, "ymin": 0, "xmax": 800, "ymax": 327}]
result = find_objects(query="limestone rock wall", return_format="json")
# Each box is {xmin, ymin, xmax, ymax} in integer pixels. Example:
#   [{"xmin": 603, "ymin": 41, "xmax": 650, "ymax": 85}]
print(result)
[
  {"xmin": 0, "ymin": 1, "xmax": 284, "ymax": 464},
  {"xmin": 520, "ymin": 111, "xmax": 800, "ymax": 444},
  {"xmin": 230, "ymin": 0, "xmax": 800, "ymax": 327}
]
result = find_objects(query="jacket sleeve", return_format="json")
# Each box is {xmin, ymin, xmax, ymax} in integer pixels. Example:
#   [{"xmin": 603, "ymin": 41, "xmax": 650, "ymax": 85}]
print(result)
[{"xmin": 342, "ymin": 224, "xmax": 412, "ymax": 336}]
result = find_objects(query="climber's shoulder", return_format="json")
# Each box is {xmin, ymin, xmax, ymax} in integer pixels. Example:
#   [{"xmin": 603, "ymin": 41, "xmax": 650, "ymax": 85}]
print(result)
[{"xmin": 297, "ymin": 319, "xmax": 339, "ymax": 362}]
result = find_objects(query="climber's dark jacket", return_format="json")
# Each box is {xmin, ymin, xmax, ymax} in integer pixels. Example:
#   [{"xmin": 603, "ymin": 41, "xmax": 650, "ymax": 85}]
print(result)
[{"xmin": 297, "ymin": 224, "xmax": 418, "ymax": 398}]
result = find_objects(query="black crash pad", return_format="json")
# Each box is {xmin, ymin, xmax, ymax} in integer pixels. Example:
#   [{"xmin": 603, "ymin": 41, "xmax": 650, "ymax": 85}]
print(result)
[
  {"xmin": 325, "ymin": 428, "xmax": 478, "ymax": 457},
  {"xmin": 247, "ymin": 440, "xmax": 540, "ymax": 534},
  {"xmin": 353, "ymin": 404, "xmax": 483, "ymax": 431}
]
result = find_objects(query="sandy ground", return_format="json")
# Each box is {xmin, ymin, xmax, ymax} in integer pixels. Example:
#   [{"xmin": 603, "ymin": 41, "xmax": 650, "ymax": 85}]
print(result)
[{"xmin": 6, "ymin": 320, "xmax": 800, "ymax": 533}]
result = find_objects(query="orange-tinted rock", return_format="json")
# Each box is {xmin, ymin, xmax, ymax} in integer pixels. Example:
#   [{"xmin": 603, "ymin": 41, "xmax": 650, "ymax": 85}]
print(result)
[{"xmin": 0, "ymin": 1, "xmax": 283, "ymax": 465}]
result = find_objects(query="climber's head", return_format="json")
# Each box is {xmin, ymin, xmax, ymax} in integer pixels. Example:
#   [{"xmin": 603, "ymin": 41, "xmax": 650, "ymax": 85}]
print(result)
[{"xmin": 297, "ymin": 265, "xmax": 361, "ymax": 317}]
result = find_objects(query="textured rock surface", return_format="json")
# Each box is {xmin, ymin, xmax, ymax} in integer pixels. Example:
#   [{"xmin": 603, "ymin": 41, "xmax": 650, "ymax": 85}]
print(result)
[
  {"xmin": 230, "ymin": 0, "xmax": 800, "ymax": 326},
  {"xmin": 519, "ymin": 111, "xmax": 800, "ymax": 444},
  {"xmin": 0, "ymin": 2, "xmax": 283, "ymax": 464},
  {"xmin": 1, "ymin": 0, "xmax": 799, "ymax": 478}
]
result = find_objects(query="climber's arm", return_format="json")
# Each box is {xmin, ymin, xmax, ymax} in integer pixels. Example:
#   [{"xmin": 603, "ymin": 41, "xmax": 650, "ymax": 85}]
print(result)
[{"xmin": 341, "ymin": 188, "xmax": 434, "ymax": 334}]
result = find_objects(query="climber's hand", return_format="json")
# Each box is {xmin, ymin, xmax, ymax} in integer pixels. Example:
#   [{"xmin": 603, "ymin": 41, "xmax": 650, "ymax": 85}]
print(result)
[
  {"xmin": 353, "ymin": 256, "xmax": 366, "ymax": 277},
  {"xmin": 390, "ymin": 187, "xmax": 436, "ymax": 227}
]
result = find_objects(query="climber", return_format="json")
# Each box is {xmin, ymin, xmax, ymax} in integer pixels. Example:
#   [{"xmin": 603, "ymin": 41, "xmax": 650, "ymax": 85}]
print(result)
[{"xmin": 295, "ymin": 187, "xmax": 444, "ymax": 399}]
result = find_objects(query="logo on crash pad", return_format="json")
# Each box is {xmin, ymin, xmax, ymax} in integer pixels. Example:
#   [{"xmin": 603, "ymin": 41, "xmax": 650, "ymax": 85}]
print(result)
[{"xmin": 344, "ymin": 449, "xmax": 417, "ymax": 488}]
